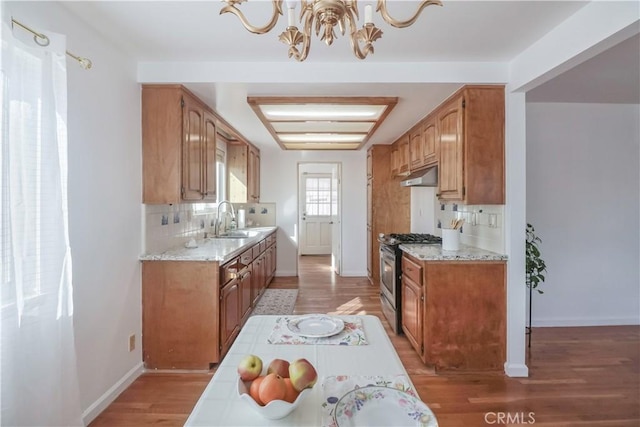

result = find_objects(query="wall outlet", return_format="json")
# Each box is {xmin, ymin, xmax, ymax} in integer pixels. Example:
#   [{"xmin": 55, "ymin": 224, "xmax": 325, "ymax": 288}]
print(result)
[{"xmin": 128, "ymin": 334, "xmax": 136, "ymax": 352}]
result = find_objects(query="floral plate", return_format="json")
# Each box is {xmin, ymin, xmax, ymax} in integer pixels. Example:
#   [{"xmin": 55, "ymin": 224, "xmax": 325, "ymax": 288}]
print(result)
[
  {"xmin": 333, "ymin": 385, "xmax": 438, "ymax": 427},
  {"xmin": 287, "ymin": 314, "xmax": 345, "ymax": 338}
]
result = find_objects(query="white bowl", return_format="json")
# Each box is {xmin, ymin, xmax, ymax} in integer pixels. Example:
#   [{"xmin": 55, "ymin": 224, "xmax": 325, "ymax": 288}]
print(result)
[{"xmin": 237, "ymin": 377, "xmax": 312, "ymax": 420}]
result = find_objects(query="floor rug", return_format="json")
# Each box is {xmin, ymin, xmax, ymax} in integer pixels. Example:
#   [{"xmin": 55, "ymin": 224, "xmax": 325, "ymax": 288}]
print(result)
[{"xmin": 251, "ymin": 289, "xmax": 298, "ymax": 316}]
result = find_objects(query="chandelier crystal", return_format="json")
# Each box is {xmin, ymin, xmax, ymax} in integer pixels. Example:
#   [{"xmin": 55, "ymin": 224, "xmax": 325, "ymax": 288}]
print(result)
[{"xmin": 220, "ymin": 0, "xmax": 442, "ymax": 61}]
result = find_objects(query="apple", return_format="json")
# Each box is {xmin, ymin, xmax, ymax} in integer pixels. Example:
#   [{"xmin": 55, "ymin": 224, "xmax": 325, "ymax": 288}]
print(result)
[
  {"xmin": 237, "ymin": 354, "xmax": 263, "ymax": 381},
  {"xmin": 288, "ymin": 358, "xmax": 318, "ymax": 392},
  {"xmin": 267, "ymin": 358, "xmax": 290, "ymax": 378}
]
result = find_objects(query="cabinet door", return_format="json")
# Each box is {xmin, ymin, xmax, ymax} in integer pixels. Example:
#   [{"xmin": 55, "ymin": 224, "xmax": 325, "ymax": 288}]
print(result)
[
  {"xmin": 220, "ymin": 279, "xmax": 240, "ymax": 356},
  {"xmin": 248, "ymin": 147, "xmax": 260, "ymax": 202},
  {"xmin": 390, "ymin": 146, "xmax": 398, "ymax": 177},
  {"xmin": 437, "ymin": 96, "xmax": 464, "ymax": 201},
  {"xmin": 398, "ymin": 135, "xmax": 410, "ymax": 176},
  {"xmin": 239, "ymin": 268, "xmax": 252, "ymax": 326},
  {"xmin": 409, "ymin": 127, "xmax": 424, "ymax": 170},
  {"xmin": 202, "ymin": 111, "xmax": 217, "ymax": 202},
  {"xmin": 422, "ymin": 118, "xmax": 437, "ymax": 166},
  {"xmin": 402, "ymin": 275, "xmax": 423, "ymax": 357},
  {"xmin": 182, "ymin": 95, "xmax": 204, "ymax": 201}
]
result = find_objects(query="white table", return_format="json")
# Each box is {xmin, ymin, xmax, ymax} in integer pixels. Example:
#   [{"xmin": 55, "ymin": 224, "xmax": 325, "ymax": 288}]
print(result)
[{"xmin": 184, "ymin": 315, "xmax": 416, "ymax": 426}]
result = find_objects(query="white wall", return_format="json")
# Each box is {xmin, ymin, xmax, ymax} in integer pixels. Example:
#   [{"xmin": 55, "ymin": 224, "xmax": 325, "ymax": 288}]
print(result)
[
  {"xmin": 7, "ymin": 2, "xmax": 143, "ymax": 423},
  {"xmin": 260, "ymin": 147, "xmax": 367, "ymax": 277},
  {"xmin": 526, "ymin": 103, "xmax": 640, "ymax": 326}
]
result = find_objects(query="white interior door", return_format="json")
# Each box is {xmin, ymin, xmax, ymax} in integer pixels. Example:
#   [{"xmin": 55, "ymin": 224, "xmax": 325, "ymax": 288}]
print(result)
[{"xmin": 299, "ymin": 173, "xmax": 333, "ymax": 255}]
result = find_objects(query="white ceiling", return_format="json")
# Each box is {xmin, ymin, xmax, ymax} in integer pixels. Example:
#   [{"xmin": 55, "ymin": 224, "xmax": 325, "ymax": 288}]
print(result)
[{"xmin": 61, "ymin": 1, "xmax": 640, "ymax": 150}]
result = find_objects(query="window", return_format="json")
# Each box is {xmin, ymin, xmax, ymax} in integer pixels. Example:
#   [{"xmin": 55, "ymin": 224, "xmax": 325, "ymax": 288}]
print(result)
[
  {"xmin": 216, "ymin": 148, "xmax": 226, "ymax": 203},
  {"xmin": 305, "ymin": 176, "xmax": 332, "ymax": 216}
]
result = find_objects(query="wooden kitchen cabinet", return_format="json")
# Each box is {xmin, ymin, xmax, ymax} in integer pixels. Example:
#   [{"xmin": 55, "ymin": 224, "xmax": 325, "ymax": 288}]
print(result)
[
  {"xmin": 228, "ymin": 143, "xmax": 261, "ymax": 203},
  {"xmin": 220, "ymin": 278, "xmax": 241, "ymax": 357},
  {"xmin": 142, "ymin": 261, "xmax": 220, "ymax": 369},
  {"xmin": 400, "ymin": 253, "xmax": 506, "ymax": 372},
  {"xmin": 401, "ymin": 255, "xmax": 423, "ymax": 356},
  {"xmin": 142, "ymin": 85, "xmax": 217, "ymax": 204},
  {"xmin": 248, "ymin": 146, "xmax": 260, "ymax": 202},
  {"xmin": 437, "ymin": 85, "xmax": 505, "ymax": 204},
  {"xmin": 409, "ymin": 125, "xmax": 424, "ymax": 170},
  {"xmin": 421, "ymin": 117, "xmax": 438, "ymax": 167},
  {"xmin": 366, "ymin": 145, "xmax": 410, "ymax": 285},
  {"xmin": 396, "ymin": 134, "xmax": 410, "ymax": 177}
]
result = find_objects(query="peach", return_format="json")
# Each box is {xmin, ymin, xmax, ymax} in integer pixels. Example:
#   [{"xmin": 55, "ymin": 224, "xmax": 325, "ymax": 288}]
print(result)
[
  {"xmin": 258, "ymin": 373, "xmax": 286, "ymax": 404},
  {"xmin": 283, "ymin": 378, "xmax": 300, "ymax": 403},
  {"xmin": 249, "ymin": 375, "xmax": 266, "ymax": 406}
]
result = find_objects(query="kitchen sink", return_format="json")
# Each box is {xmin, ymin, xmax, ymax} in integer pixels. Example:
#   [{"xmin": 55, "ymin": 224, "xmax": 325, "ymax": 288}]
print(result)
[{"xmin": 211, "ymin": 230, "xmax": 259, "ymax": 239}]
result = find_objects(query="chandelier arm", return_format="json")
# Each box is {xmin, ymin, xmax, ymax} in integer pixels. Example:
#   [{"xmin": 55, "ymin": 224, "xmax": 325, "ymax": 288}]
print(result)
[
  {"xmin": 220, "ymin": 0, "xmax": 284, "ymax": 35},
  {"xmin": 376, "ymin": 0, "xmax": 442, "ymax": 28},
  {"xmin": 345, "ymin": 12, "xmax": 368, "ymax": 60},
  {"xmin": 291, "ymin": 12, "xmax": 314, "ymax": 61}
]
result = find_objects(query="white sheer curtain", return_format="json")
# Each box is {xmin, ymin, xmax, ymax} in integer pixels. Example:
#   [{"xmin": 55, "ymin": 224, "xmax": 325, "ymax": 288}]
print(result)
[{"xmin": 1, "ymin": 20, "xmax": 83, "ymax": 427}]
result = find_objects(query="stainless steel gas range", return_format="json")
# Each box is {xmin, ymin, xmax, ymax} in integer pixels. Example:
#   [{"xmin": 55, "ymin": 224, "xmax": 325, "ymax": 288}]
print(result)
[{"xmin": 377, "ymin": 233, "xmax": 442, "ymax": 334}]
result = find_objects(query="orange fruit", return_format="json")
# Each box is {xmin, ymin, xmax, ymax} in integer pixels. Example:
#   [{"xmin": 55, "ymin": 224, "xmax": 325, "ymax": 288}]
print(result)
[
  {"xmin": 283, "ymin": 378, "xmax": 300, "ymax": 403},
  {"xmin": 249, "ymin": 376, "xmax": 266, "ymax": 406},
  {"xmin": 258, "ymin": 373, "xmax": 286, "ymax": 404}
]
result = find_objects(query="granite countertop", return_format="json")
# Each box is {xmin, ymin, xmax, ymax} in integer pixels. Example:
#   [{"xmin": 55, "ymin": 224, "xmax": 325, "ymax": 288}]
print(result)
[
  {"xmin": 139, "ymin": 226, "xmax": 277, "ymax": 263},
  {"xmin": 400, "ymin": 243, "xmax": 508, "ymax": 261}
]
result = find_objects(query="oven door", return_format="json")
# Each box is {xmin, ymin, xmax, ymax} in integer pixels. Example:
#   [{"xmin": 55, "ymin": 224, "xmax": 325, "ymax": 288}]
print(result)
[{"xmin": 379, "ymin": 245, "xmax": 397, "ymax": 308}]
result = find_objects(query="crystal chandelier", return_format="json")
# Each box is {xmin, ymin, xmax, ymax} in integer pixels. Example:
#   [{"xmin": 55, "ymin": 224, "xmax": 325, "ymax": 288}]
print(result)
[{"xmin": 220, "ymin": 0, "xmax": 442, "ymax": 61}]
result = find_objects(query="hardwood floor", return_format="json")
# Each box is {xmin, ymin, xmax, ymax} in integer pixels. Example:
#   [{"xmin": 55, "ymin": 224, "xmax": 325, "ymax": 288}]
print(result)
[{"xmin": 90, "ymin": 255, "xmax": 640, "ymax": 426}]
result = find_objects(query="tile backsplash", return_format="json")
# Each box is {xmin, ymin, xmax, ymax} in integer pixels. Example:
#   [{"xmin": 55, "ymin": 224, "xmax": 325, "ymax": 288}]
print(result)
[
  {"xmin": 435, "ymin": 202, "xmax": 505, "ymax": 254},
  {"xmin": 144, "ymin": 202, "xmax": 276, "ymax": 253}
]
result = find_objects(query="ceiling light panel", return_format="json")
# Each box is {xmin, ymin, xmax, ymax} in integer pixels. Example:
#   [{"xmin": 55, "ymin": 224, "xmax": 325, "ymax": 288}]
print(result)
[
  {"xmin": 260, "ymin": 104, "xmax": 386, "ymax": 121},
  {"xmin": 283, "ymin": 142, "xmax": 361, "ymax": 150},
  {"xmin": 272, "ymin": 121, "xmax": 374, "ymax": 133},
  {"xmin": 247, "ymin": 96, "xmax": 397, "ymax": 151},
  {"xmin": 278, "ymin": 133, "xmax": 366, "ymax": 143}
]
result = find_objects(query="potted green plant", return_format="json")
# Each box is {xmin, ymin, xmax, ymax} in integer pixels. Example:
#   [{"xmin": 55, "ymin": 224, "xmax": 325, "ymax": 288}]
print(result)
[{"xmin": 526, "ymin": 223, "xmax": 547, "ymax": 347}]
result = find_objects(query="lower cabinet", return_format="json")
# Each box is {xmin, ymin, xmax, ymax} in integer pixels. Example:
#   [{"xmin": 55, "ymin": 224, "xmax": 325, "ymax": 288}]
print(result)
[
  {"xmin": 401, "ymin": 254, "xmax": 424, "ymax": 356},
  {"xmin": 142, "ymin": 231, "xmax": 279, "ymax": 370},
  {"xmin": 220, "ymin": 278, "xmax": 241, "ymax": 357},
  {"xmin": 401, "ymin": 253, "xmax": 506, "ymax": 372},
  {"xmin": 142, "ymin": 261, "xmax": 220, "ymax": 370}
]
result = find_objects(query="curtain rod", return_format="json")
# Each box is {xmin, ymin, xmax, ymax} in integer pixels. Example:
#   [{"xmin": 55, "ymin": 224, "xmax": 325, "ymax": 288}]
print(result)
[{"xmin": 11, "ymin": 18, "xmax": 92, "ymax": 70}]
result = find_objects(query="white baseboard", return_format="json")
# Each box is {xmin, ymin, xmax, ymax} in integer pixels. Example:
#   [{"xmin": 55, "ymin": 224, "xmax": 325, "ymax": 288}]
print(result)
[
  {"xmin": 82, "ymin": 362, "xmax": 144, "ymax": 425},
  {"xmin": 504, "ymin": 362, "xmax": 529, "ymax": 377},
  {"xmin": 532, "ymin": 317, "xmax": 640, "ymax": 327},
  {"xmin": 275, "ymin": 270, "xmax": 297, "ymax": 277},
  {"xmin": 339, "ymin": 270, "xmax": 367, "ymax": 277}
]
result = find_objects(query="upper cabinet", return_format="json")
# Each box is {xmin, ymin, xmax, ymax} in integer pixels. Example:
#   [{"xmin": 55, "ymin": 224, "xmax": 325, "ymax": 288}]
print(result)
[
  {"xmin": 421, "ymin": 117, "xmax": 438, "ymax": 167},
  {"xmin": 142, "ymin": 85, "xmax": 216, "ymax": 204},
  {"xmin": 392, "ymin": 134, "xmax": 410, "ymax": 177},
  {"xmin": 437, "ymin": 86, "xmax": 505, "ymax": 204},
  {"xmin": 228, "ymin": 142, "xmax": 261, "ymax": 203},
  {"xmin": 390, "ymin": 85, "xmax": 504, "ymax": 205}
]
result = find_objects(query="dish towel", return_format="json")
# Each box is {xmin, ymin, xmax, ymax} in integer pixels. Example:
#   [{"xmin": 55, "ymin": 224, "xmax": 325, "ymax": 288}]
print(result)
[
  {"xmin": 267, "ymin": 316, "xmax": 368, "ymax": 345},
  {"xmin": 321, "ymin": 375, "xmax": 421, "ymax": 427}
]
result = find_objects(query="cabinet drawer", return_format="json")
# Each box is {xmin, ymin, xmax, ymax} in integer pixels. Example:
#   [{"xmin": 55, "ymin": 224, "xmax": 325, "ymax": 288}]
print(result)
[
  {"xmin": 220, "ymin": 259, "xmax": 239, "ymax": 286},
  {"xmin": 402, "ymin": 255, "xmax": 423, "ymax": 285},
  {"xmin": 266, "ymin": 233, "xmax": 276, "ymax": 247},
  {"xmin": 252, "ymin": 243, "xmax": 261, "ymax": 259},
  {"xmin": 239, "ymin": 248, "xmax": 253, "ymax": 267},
  {"xmin": 259, "ymin": 240, "xmax": 266, "ymax": 254}
]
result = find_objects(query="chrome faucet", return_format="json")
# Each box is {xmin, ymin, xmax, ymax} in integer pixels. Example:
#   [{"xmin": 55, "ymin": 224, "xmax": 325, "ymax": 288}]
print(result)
[{"xmin": 215, "ymin": 201, "xmax": 236, "ymax": 236}]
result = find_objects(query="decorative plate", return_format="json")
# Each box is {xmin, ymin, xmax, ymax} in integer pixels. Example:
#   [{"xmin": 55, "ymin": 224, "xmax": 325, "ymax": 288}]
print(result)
[
  {"xmin": 286, "ymin": 315, "xmax": 345, "ymax": 338},
  {"xmin": 333, "ymin": 385, "xmax": 438, "ymax": 427}
]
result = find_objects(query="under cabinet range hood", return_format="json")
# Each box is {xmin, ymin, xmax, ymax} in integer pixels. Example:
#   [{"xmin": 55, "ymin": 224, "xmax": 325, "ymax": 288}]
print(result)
[{"xmin": 400, "ymin": 166, "xmax": 438, "ymax": 187}]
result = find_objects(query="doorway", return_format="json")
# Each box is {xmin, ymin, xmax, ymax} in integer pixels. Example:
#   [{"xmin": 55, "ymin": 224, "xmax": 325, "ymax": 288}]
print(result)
[{"xmin": 297, "ymin": 163, "xmax": 342, "ymax": 275}]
